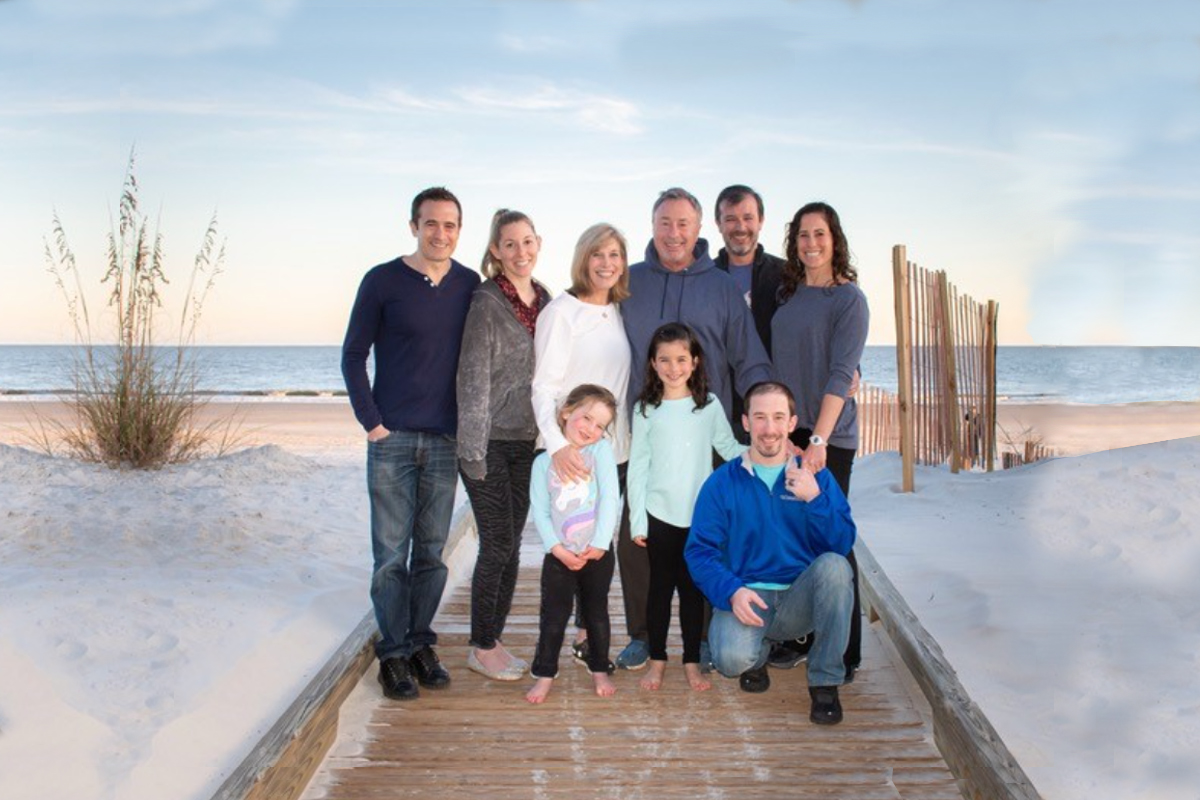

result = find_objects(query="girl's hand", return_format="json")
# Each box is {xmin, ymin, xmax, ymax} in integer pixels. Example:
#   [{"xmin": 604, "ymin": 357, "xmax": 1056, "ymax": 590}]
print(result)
[
  {"xmin": 580, "ymin": 546, "xmax": 606, "ymax": 561},
  {"xmin": 632, "ymin": 536, "xmax": 647, "ymax": 548},
  {"xmin": 551, "ymin": 445, "xmax": 590, "ymax": 484},
  {"xmin": 785, "ymin": 463, "xmax": 821, "ymax": 502},
  {"xmin": 801, "ymin": 442, "xmax": 827, "ymax": 474},
  {"xmin": 551, "ymin": 544, "xmax": 586, "ymax": 571}
]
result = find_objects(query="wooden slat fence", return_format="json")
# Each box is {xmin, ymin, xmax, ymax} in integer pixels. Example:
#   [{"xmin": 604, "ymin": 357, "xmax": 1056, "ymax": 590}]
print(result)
[{"xmin": 892, "ymin": 246, "xmax": 1000, "ymax": 490}]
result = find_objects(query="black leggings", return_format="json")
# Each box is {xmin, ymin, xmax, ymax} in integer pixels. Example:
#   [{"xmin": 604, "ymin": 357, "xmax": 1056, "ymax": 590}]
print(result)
[
  {"xmin": 460, "ymin": 439, "xmax": 535, "ymax": 650},
  {"xmin": 645, "ymin": 515, "xmax": 705, "ymax": 663},
  {"xmin": 531, "ymin": 549, "xmax": 615, "ymax": 677},
  {"xmin": 792, "ymin": 428, "xmax": 861, "ymax": 671}
]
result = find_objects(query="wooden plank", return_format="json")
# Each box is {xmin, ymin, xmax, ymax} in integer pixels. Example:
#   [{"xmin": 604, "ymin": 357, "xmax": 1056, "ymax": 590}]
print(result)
[
  {"xmin": 309, "ymin": 531, "xmax": 968, "ymax": 800},
  {"xmin": 212, "ymin": 611, "xmax": 377, "ymax": 800},
  {"xmin": 936, "ymin": 271, "xmax": 962, "ymax": 473},
  {"xmin": 855, "ymin": 540, "xmax": 1041, "ymax": 800}
]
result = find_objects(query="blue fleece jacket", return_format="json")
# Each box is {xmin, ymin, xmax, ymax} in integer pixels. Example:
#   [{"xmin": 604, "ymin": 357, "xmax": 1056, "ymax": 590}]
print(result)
[
  {"xmin": 685, "ymin": 456, "xmax": 856, "ymax": 612},
  {"xmin": 621, "ymin": 238, "xmax": 773, "ymax": 416}
]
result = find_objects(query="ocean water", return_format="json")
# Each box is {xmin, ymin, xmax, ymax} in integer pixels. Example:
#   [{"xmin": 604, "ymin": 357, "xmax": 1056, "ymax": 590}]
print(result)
[{"xmin": 1, "ymin": 345, "xmax": 1198, "ymax": 405}]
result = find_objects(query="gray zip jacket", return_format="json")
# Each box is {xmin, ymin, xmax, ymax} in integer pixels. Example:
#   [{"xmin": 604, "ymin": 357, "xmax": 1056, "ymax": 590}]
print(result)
[{"xmin": 456, "ymin": 278, "xmax": 550, "ymax": 479}]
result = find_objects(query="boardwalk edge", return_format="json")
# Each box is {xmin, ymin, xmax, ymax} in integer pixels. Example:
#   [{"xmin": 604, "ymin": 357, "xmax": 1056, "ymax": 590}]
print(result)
[
  {"xmin": 856, "ymin": 539, "xmax": 1043, "ymax": 800},
  {"xmin": 210, "ymin": 502, "xmax": 479, "ymax": 800}
]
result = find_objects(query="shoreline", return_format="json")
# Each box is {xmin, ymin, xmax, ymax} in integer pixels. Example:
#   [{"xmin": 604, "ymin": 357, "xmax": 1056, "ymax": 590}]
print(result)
[{"xmin": 4, "ymin": 398, "xmax": 1200, "ymax": 459}]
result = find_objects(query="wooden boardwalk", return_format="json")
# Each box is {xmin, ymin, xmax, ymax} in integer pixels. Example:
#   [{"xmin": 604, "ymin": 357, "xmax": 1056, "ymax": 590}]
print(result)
[{"xmin": 308, "ymin": 534, "xmax": 964, "ymax": 800}]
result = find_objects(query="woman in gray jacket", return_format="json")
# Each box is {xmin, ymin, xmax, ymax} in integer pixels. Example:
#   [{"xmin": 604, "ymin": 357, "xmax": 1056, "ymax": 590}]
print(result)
[{"xmin": 457, "ymin": 209, "xmax": 552, "ymax": 681}]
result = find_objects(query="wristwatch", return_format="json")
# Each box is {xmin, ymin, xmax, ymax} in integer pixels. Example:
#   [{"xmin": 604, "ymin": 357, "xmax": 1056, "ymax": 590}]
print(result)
[{"xmin": 808, "ymin": 434, "xmax": 826, "ymax": 447}]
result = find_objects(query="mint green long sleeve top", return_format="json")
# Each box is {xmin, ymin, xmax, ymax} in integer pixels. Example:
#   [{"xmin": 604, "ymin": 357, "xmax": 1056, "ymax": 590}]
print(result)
[{"xmin": 627, "ymin": 394, "xmax": 745, "ymax": 540}]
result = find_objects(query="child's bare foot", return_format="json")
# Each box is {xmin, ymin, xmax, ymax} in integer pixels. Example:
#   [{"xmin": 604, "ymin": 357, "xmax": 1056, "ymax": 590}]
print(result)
[
  {"xmin": 526, "ymin": 677, "xmax": 554, "ymax": 704},
  {"xmin": 684, "ymin": 662, "xmax": 712, "ymax": 691},
  {"xmin": 592, "ymin": 672, "xmax": 616, "ymax": 698},
  {"xmin": 640, "ymin": 659, "xmax": 667, "ymax": 691}
]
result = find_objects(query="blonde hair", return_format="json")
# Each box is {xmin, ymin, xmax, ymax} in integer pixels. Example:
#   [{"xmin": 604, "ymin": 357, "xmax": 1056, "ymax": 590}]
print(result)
[
  {"xmin": 480, "ymin": 208, "xmax": 536, "ymax": 279},
  {"xmin": 568, "ymin": 223, "xmax": 631, "ymax": 303},
  {"xmin": 557, "ymin": 383, "xmax": 618, "ymax": 434}
]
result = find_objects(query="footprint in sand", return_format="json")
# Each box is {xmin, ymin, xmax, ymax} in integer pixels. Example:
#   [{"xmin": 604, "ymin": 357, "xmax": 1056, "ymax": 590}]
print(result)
[
  {"xmin": 1147, "ymin": 505, "xmax": 1181, "ymax": 526},
  {"xmin": 55, "ymin": 638, "xmax": 88, "ymax": 660},
  {"xmin": 143, "ymin": 630, "xmax": 179, "ymax": 656}
]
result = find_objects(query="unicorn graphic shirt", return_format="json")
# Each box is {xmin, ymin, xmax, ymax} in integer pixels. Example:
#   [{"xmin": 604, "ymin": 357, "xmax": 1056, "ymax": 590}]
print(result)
[{"xmin": 530, "ymin": 438, "xmax": 620, "ymax": 555}]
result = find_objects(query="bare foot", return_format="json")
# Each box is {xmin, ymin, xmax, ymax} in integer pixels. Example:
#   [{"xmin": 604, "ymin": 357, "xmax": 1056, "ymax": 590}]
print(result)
[
  {"xmin": 592, "ymin": 672, "xmax": 617, "ymax": 698},
  {"xmin": 684, "ymin": 662, "xmax": 712, "ymax": 691},
  {"xmin": 526, "ymin": 677, "xmax": 554, "ymax": 704},
  {"xmin": 640, "ymin": 660, "xmax": 667, "ymax": 691}
]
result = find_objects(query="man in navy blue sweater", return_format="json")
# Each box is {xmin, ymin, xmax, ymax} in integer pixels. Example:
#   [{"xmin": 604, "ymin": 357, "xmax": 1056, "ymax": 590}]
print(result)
[
  {"xmin": 341, "ymin": 187, "xmax": 481, "ymax": 701},
  {"xmin": 686, "ymin": 381, "xmax": 857, "ymax": 725}
]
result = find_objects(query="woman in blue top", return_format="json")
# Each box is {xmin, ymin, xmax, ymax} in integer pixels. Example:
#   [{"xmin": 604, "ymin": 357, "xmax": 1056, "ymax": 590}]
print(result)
[
  {"xmin": 770, "ymin": 201, "xmax": 869, "ymax": 681},
  {"xmin": 628, "ymin": 323, "xmax": 745, "ymax": 693}
]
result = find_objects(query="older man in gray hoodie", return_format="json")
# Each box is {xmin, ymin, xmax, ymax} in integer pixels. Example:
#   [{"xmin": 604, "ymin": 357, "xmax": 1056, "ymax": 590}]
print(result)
[{"xmin": 612, "ymin": 186, "xmax": 773, "ymax": 670}]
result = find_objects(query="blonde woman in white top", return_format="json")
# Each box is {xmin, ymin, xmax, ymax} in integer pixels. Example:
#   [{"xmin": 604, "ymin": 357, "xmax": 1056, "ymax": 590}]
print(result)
[{"xmin": 532, "ymin": 223, "xmax": 640, "ymax": 668}]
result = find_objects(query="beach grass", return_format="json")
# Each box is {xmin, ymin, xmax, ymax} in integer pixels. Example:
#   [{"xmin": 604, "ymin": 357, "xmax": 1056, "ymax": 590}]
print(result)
[{"xmin": 36, "ymin": 152, "xmax": 237, "ymax": 468}]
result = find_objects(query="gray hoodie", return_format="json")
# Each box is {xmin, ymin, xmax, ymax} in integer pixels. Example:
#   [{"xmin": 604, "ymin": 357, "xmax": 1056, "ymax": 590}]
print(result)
[
  {"xmin": 456, "ymin": 278, "xmax": 550, "ymax": 478},
  {"xmin": 622, "ymin": 238, "xmax": 773, "ymax": 415}
]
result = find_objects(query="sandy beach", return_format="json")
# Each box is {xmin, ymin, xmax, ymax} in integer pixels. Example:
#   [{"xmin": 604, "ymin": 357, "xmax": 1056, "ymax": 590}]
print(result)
[
  {"xmin": 1, "ymin": 397, "xmax": 1198, "ymax": 800},
  {"xmin": 5, "ymin": 397, "xmax": 1200, "ymax": 458}
]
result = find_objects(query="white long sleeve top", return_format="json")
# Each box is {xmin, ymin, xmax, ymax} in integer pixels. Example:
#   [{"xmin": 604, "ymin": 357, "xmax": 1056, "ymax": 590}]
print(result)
[{"xmin": 532, "ymin": 292, "xmax": 632, "ymax": 464}]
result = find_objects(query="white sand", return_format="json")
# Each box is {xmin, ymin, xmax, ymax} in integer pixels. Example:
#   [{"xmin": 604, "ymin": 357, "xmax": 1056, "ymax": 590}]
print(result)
[
  {"xmin": 0, "ymin": 440, "xmax": 373, "ymax": 800},
  {"xmin": 853, "ymin": 441, "xmax": 1200, "ymax": 800},
  {"xmin": 0, "ymin": 400, "xmax": 1197, "ymax": 800}
]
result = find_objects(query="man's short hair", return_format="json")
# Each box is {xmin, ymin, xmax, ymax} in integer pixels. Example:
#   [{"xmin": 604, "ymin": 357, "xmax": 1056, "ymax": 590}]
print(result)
[
  {"xmin": 744, "ymin": 380, "xmax": 796, "ymax": 416},
  {"xmin": 652, "ymin": 187, "xmax": 703, "ymax": 219},
  {"xmin": 714, "ymin": 184, "xmax": 764, "ymax": 221},
  {"xmin": 410, "ymin": 186, "xmax": 462, "ymax": 225}
]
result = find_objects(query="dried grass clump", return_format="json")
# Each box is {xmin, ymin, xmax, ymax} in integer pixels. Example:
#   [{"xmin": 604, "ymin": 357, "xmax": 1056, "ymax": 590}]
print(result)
[
  {"xmin": 39, "ymin": 153, "xmax": 237, "ymax": 468},
  {"xmin": 997, "ymin": 420, "xmax": 1056, "ymax": 469}
]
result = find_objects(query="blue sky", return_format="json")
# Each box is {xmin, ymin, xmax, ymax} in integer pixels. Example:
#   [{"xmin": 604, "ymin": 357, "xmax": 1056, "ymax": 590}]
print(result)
[{"xmin": 2, "ymin": 0, "xmax": 1197, "ymax": 345}]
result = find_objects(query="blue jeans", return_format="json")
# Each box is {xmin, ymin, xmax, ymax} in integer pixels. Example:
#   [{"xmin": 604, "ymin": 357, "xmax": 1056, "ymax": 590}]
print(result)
[
  {"xmin": 367, "ymin": 429, "xmax": 458, "ymax": 662},
  {"xmin": 709, "ymin": 552, "xmax": 853, "ymax": 687}
]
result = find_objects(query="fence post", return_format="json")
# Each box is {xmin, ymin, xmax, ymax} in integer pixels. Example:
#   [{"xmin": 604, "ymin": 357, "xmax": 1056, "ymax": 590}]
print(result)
[
  {"xmin": 936, "ymin": 271, "xmax": 962, "ymax": 473},
  {"xmin": 892, "ymin": 245, "xmax": 915, "ymax": 492},
  {"xmin": 984, "ymin": 300, "xmax": 999, "ymax": 472}
]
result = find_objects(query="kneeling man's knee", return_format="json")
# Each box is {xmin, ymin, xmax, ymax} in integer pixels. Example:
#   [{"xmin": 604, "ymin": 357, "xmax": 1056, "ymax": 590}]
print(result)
[
  {"xmin": 708, "ymin": 610, "xmax": 764, "ymax": 677},
  {"xmin": 811, "ymin": 551, "xmax": 852, "ymax": 588}
]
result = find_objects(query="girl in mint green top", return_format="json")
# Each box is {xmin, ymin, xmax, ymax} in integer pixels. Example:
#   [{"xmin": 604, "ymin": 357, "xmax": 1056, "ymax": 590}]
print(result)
[{"xmin": 628, "ymin": 323, "xmax": 745, "ymax": 693}]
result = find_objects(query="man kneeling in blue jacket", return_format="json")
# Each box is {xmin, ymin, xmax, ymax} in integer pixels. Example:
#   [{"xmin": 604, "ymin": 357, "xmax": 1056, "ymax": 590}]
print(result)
[{"xmin": 685, "ymin": 381, "xmax": 856, "ymax": 724}]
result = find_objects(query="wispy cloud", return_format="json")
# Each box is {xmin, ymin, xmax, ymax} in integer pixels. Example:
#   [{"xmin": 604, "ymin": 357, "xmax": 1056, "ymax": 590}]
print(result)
[{"xmin": 454, "ymin": 84, "xmax": 641, "ymax": 135}]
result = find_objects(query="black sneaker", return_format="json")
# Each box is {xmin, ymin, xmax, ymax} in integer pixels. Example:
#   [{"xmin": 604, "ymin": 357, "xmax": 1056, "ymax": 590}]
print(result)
[
  {"xmin": 768, "ymin": 635, "xmax": 812, "ymax": 669},
  {"xmin": 809, "ymin": 685, "xmax": 843, "ymax": 725},
  {"xmin": 410, "ymin": 645, "xmax": 451, "ymax": 689},
  {"xmin": 844, "ymin": 662, "xmax": 859, "ymax": 684},
  {"xmin": 571, "ymin": 639, "xmax": 616, "ymax": 674},
  {"xmin": 378, "ymin": 656, "xmax": 419, "ymax": 701},
  {"xmin": 739, "ymin": 664, "xmax": 770, "ymax": 693}
]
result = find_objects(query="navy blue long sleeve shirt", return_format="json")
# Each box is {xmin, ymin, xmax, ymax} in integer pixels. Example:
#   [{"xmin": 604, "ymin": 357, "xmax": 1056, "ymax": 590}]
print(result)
[{"xmin": 341, "ymin": 256, "xmax": 480, "ymax": 435}]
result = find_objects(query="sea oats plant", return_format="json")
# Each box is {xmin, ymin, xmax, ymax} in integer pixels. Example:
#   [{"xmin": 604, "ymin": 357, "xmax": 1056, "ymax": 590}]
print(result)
[{"xmin": 40, "ymin": 153, "xmax": 234, "ymax": 468}]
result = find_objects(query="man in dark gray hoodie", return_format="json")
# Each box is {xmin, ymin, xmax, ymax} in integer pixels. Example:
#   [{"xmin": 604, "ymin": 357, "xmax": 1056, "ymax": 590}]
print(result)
[{"xmin": 613, "ymin": 186, "xmax": 773, "ymax": 670}]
